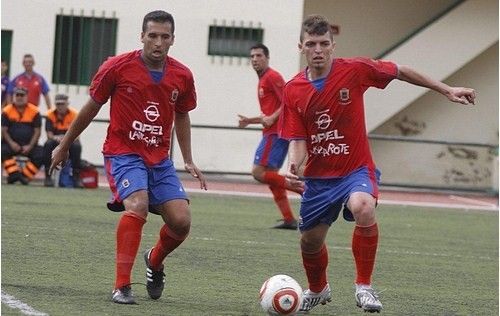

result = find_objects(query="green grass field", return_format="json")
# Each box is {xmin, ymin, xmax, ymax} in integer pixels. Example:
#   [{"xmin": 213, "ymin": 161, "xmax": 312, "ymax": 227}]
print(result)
[{"xmin": 1, "ymin": 185, "xmax": 498, "ymax": 316}]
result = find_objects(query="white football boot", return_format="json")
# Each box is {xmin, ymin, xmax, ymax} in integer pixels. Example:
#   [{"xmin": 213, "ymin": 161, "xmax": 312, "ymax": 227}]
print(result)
[
  {"xmin": 355, "ymin": 285, "xmax": 382, "ymax": 313},
  {"xmin": 298, "ymin": 283, "xmax": 332, "ymax": 313}
]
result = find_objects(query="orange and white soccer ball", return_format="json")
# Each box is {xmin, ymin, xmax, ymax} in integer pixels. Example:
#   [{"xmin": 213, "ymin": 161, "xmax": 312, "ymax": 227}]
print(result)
[{"xmin": 259, "ymin": 274, "xmax": 303, "ymax": 315}]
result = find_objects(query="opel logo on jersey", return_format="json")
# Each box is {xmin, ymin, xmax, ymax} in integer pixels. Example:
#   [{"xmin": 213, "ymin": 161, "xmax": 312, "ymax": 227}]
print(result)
[
  {"xmin": 315, "ymin": 113, "xmax": 332, "ymax": 130},
  {"xmin": 143, "ymin": 105, "xmax": 160, "ymax": 122}
]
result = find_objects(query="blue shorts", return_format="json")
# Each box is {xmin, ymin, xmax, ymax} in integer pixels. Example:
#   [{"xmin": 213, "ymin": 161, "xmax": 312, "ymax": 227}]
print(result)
[
  {"xmin": 253, "ymin": 134, "xmax": 289, "ymax": 169},
  {"xmin": 104, "ymin": 154, "xmax": 188, "ymax": 214},
  {"xmin": 299, "ymin": 166, "xmax": 381, "ymax": 231}
]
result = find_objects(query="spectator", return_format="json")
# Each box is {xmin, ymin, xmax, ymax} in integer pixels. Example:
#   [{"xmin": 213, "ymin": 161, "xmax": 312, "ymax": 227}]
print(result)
[
  {"xmin": 2, "ymin": 59, "xmax": 9, "ymax": 108},
  {"xmin": 7, "ymin": 54, "xmax": 52, "ymax": 110},
  {"xmin": 1, "ymin": 86, "xmax": 43, "ymax": 184},
  {"xmin": 43, "ymin": 93, "xmax": 82, "ymax": 188}
]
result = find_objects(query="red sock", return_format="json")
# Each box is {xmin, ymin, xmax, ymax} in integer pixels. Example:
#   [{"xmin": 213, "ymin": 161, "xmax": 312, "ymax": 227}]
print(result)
[
  {"xmin": 263, "ymin": 171, "xmax": 303, "ymax": 194},
  {"xmin": 269, "ymin": 185, "xmax": 295, "ymax": 222},
  {"xmin": 115, "ymin": 211, "xmax": 146, "ymax": 289},
  {"xmin": 150, "ymin": 224, "xmax": 188, "ymax": 270},
  {"xmin": 352, "ymin": 223, "xmax": 379, "ymax": 285},
  {"xmin": 302, "ymin": 244, "xmax": 328, "ymax": 292}
]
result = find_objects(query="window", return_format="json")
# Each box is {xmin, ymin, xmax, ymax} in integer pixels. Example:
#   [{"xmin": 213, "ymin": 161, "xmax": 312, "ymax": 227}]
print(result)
[
  {"xmin": 52, "ymin": 13, "xmax": 118, "ymax": 85},
  {"xmin": 1, "ymin": 30, "xmax": 13, "ymax": 73},
  {"xmin": 208, "ymin": 25, "xmax": 263, "ymax": 57}
]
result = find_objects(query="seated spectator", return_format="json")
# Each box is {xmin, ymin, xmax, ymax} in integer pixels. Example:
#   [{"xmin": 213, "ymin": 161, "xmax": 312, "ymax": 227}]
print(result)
[
  {"xmin": 43, "ymin": 93, "xmax": 82, "ymax": 187},
  {"xmin": 1, "ymin": 86, "xmax": 43, "ymax": 184}
]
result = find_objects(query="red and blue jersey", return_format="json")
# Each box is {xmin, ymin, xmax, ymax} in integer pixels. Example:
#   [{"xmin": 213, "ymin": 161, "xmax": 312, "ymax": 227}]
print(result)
[
  {"xmin": 280, "ymin": 57, "xmax": 397, "ymax": 178},
  {"xmin": 90, "ymin": 50, "xmax": 197, "ymax": 166},
  {"xmin": 258, "ymin": 67, "xmax": 285, "ymax": 135},
  {"xmin": 7, "ymin": 72, "xmax": 50, "ymax": 106}
]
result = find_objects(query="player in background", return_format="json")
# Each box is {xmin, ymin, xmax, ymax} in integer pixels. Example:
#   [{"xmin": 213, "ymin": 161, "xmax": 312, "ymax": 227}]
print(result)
[
  {"xmin": 50, "ymin": 10, "xmax": 207, "ymax": 304},
  {"xmin": 280, "ymin": 15, "xmax": 476, "ymax": 313},
  {"xmin": 238, "ymin": 43, "xmax": 302, "ymax": 230}
]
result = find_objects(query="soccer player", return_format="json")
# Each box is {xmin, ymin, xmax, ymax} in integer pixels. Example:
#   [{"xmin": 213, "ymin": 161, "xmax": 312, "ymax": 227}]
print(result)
[
  {"xmin": 50, "ymin": 10, "xmax": 207, "ymax": 304},
  {"xmin": 280, "ymin": 15, "xmax": 476, "ymax": 313},
  {"xmin": 238, "ymin": 43, "xmax": 302, "ymax": 230}
]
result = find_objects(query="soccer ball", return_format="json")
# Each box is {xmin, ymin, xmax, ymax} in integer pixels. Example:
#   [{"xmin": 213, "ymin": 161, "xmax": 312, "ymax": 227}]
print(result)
[{"xmin": 259, "ymin": 274, "xmax": 303, "ymax": 315}]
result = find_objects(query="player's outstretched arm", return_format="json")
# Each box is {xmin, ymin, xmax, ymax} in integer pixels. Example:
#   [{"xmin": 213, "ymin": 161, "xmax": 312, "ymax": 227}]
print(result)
[
  {"xmin": 397, "ymin": 65, "xmax": 476, "ymax": 105},
  {"xmin": 175, "ymin": 111, "xmax": 207, "ymax": 190},
  {"xmin": 237, "ymin": 113, "xmax": 265, "ymax": 128},
  {"xmin": 49, "ymin": 98, "xmax": 102, "ymax": 175}
]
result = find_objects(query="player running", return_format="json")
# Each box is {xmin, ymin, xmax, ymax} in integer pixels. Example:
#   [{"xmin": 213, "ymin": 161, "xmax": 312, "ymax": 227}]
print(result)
[
  {"xmin": 280, "ymin": 14, "xmax": 476, "ymax": 313},
  {"xmin": 50, "ymin": 10, "xmax": 206, "ymax": 304},
  {"xmin": 238, "ymin": 43, "xmax": 302, "ymax": 230}
]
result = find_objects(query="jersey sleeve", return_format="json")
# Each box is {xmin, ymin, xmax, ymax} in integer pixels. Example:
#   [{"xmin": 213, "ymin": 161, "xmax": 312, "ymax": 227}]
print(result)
[
  {"xmin": 1, "ymin": 112, "xmax": 10, "ymax": 127},
  {"xmin": 269, "ymin": 72, "xmax": 285, "ymax": 104},
  {"xmin": 279, "ymin": 87, "xmax": 307, "ymax": 140},
  {"xmin": 89, "ymin": 57, "xmax": 117, "ymax": 105},
  {"xmin": 45, "ymin": 115, "xmax": 54, "ymax": 132},
  {"xmin": 39, "ymin": 75, "xmax": 50, "ymax": 94},
  {"xmin": 357, "ymin": 57, "xmax": 398, "ymax": 90},
  {"xmin": 175, "ymin": 72, "xmax": 197, "ymax": 113},
  {"xmin": 33, "ymin": 113, "xmax": 42, "ymax": 128}
]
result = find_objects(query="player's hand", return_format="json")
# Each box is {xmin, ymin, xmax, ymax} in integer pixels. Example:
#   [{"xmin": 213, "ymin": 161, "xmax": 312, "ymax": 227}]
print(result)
[
  {"xmin": 446, "ymin": 87, "xmax": 476, "ymax": 105},
  {"xmin": 49, "ymin": 144, "xmax": 69, "ymax": 176},
  {"xmin": 237, "ymin": 114, "xmax": 250, "ymax": 128},
  {"xmin": 262, "ymin": 115, "xmax": 274, "ymax": 128},
  {"xmin": 185, "ymin": 162, "xmax": 207, "ymax": 190},
  {"xmin": 285, "ymin": 163, "xmax": 304, "ymax": 191}
]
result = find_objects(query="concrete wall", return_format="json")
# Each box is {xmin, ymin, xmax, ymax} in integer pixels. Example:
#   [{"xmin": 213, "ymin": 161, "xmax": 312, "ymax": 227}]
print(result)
[
  {"xmin": 1, "ymin": 0, "xmax": 303, "ymax": 169},
  {"xmin": 2, "ymin": 0, "xmax": 498, "ymax": 191}
]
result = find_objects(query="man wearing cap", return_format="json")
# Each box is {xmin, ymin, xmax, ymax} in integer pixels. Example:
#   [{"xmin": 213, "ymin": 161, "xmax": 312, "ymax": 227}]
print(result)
[
  {"xmin": 1, "ymin": 86, "xmax": 43, "ymax": 184},
  {"xmin": 43, "ymin": 94, "xmax": 82, "ymax": 187}
]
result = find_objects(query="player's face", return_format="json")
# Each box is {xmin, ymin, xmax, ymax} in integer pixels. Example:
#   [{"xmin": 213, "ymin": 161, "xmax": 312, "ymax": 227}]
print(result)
[
  {"xmin": 141, "ymin": 21, "xmax": 175, "ymax": 65},
  {"xmin": 250, "ymin": 48, "xmax": 269, "ymax": 73},
  {"xmin": 299, "ymin": 32, "xmax": 335, "ymax": 70}
]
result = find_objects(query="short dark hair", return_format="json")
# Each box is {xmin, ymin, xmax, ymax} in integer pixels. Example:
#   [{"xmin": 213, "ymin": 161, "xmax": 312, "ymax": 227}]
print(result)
[
  {"xmin": 142, "ymin": 10, "xmax": 175, "ymax": 33},
  {"xmin": 250, "ymin": 43, "xmax": 269, "ymax": 58},
  {"xmin": 23, "ymin": 54, "xmax": 34, "ymax": 60},
  {"xmin": 300, "ymin": 15, "xmax": 334, "ymax": 42}
]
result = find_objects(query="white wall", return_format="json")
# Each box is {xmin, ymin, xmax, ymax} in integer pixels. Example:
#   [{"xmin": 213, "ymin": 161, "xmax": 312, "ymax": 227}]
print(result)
[{"xmin": 1, "ymin": 0, "xmax": 304, "ymax": 168}]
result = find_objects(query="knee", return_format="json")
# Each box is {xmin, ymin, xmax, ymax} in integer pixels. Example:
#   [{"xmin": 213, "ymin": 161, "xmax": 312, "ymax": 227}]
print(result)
[
  {"xmin": 251, "ymin": 166, "xmax": 266, "ymax": 182},
  {"xmin": 300, "ymin": 234, "xmax": 323, "ymax": 254},
  {"xmin": 349, "ymin": 199, "xmax": 376, "ymax": 225},
  {"xmin": 123, "ymin": 191, "xmax": 149, "ymax": 217},
  {"xmin": 169, "ymin": 210, "xmax": 191, "ymax": 236}
]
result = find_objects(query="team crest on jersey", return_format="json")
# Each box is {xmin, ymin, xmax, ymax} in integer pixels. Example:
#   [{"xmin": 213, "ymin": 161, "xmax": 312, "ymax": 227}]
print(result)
[
  {"xmin": 259, "ymin": 87, "xmax": 264, "ymax": 98},
  {"xmin": 169, "ymin": 89, "xmax": 179, "ymax": 105},
  {"xmin": 339, "ymin": 88, "xmax": 351, "ymax": 105}
]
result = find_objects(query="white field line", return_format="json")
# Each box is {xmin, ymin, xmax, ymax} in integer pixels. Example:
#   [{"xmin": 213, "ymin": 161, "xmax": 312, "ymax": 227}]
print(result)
[
  {"xmin": 185, "ymin": 187, "xmax": 499, "ymax": 211},
  {"xmin": 98, "ymin": 181, "xmax": 499, "ymax": 211},
  {"xmin": 1, "ymin": 292, "xmax": 48, "ymax": 316},
  {"xmin": 449, "ymin": 195, "xmax": 499, "ymax": 207}
]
